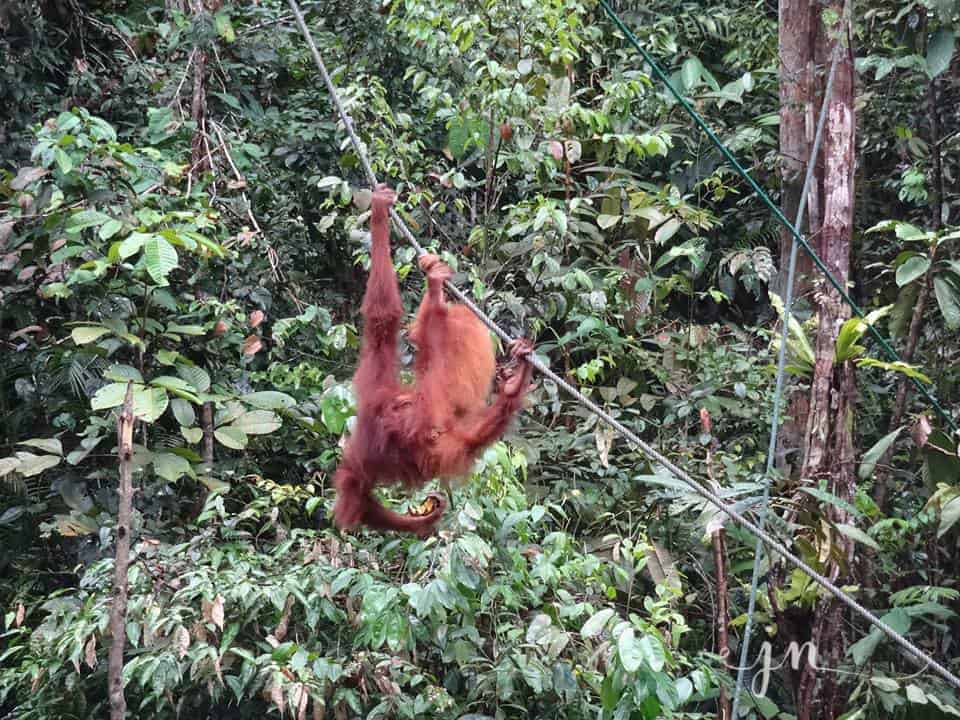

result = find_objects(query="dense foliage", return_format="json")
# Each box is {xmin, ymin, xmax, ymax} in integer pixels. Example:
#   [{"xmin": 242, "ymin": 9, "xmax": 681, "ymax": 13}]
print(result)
[{"xmin": 1, "ymin": 0, "xmax": 958, "ymax": 718}]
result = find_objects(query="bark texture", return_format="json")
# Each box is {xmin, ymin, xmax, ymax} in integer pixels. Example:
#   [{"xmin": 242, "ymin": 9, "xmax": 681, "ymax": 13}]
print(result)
[
  {"xmin": 793, "ymin": 5, "xmax": 857, "ymax": 718},
  {"xmin": 108, "ymin": 385, "xmax": 136, "ymax": 720}
]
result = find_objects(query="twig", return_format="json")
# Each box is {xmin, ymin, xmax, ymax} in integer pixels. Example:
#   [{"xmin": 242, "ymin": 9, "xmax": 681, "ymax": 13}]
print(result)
[
  {"xmin": 170, "ymin": 49, "xmax": 198, "ymax": 111},
  {"xmin": 210, "ymin": 121, "xmax": 282, "ymax": 281}
]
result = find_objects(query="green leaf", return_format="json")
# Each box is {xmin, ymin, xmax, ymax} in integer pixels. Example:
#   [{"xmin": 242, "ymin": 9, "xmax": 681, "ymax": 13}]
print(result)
[
  {"xmin": 895, "ymin": 222, "xmax": 926, "ymax": 240},
  {"xmin": 176, "ymin": 365, "xmax": 211, "ymax": 393},
  {"xmin": 636, "ymin": 634, "xmax": 665, "ymax": 672},
  {"xmin": 91, "ymin": 383, "xmax": 132, "ymax": 410},
  {"xmin": 54, "ymin": 147, "xmax": 73, "ymax": 174},
  {"xmin": 143, "ymin": 235, "xmax": 179, "ymax": 285},
  {"xmin": 835, "ymin": 523, "xmax": 880, "ymax": 551},
  {"xmin": 241, "ymin": 391, "xmax": 296, "ymax": 410},
  {"xmin": 153, "ymin": 452, "xmax": 192, "ymax": 482},
  {"xmin": 933, "ymin": 276, "xmax": 960, "ymax": 329},
  {"xmin": 849, "ymin": 609, "xmax": 910, "ymax": 666},
  {"xmin": 118, "ymin": 232, "xmax": 149, "ymax": 259},
  {"xmin": 170, "ymin": 398, "xmax": 196, "ymax": 427},
  {"xmin": 66, "ymin": 436, "xmax": 103, "ymax": 465},
  {"xmin": 215, "ymin": 426, "xmax": 248, "ymax": 450},
  {"xmin": 65, "ymin": 209, "xmax": 111, "ymax": 234},
  {"xmin": 17, "ymin": 438, "xmax": 63, "ymax": 456},
  {"xmin": 181, "ymin": 426, "xmax": 204, "ymax": 444},
  {"xmin": 581, "ymin": 608, "xmax": 614, "ymax": 638},
  {"xmin": 230, "ymin": 410, "xmax": 281, "ymax": 436},
  {"xmin": 617, "ymin": 627, "xmax": 643, "ymax": 673},
  {"xmin": 447, "ymin": 118, "xmax": 470, "ymax": 160},
  {"xmin": 13, "ymin": 452, "xmax": 60, "ymax": 477},
  {"xmin": 151, "ymin": 375, "xmax": 197, "ymax": 393},
  {"xmin": 213, "ymin": 11, "xmax": 235, "ymax": 41},
  {"xmin": 316, "ymin": 176, "xmax": 342, "ymax": 190},
  {"xmin": 597, "ymin": 214, "xmax": 621, "ymax": 229},
  {"xmin": 132, "ymin": 387, "xmax": 169, "ymax": 423},
  {"xmin": 165, "ymin": 324, "xmax": 205, "ymax": 336},
  {"xmin": 856, "ymin": 358, "xmax": 931, "ymax": 383},
  {"xmin": 653, "ymin": 218, "xmax": 682, "ymax": 245},
  {"xmin": 72, "ymin": 326, "xmax": 111, "ymax": 345},
  {"xmin": 859, "ymin": 427, "xmax": 903, "ymax": 480},
  {"xmin": 938, "ymin": 497, "xmax": 960, "ymax": 538},
  {"xmin": 0, "ymin": 457, "xmax": 21, "ymax": 477},
  {"xmin": 835, "ymin": 306, "xmax": 891, "ymax": 362},
  {"xmin": 99, "ymin": 219, "xmax": 123, "ymax": 240},
  {"xmin": 871, "ymin": 676, "xmax": 900, "ymax": 692},
  {"xmin": 906, "ymin": 684, "xmax": 928, "ymax": 704},
  {"xmin": 926, "ymin": 29, "xmax": 955, "ymax": 78},
  {"xmin": 895, "ymin": 255, "xmax": 930, "ymax": 286},
  {"xmin": 798, "ymin": 486, "xmax": 861, "ymax": 518},
  {"xmin": 681, "ymin": 57, "xmax": 703, "ymax": 89},
  {"xmin": 104, "ymin": 364, "xmax": 144, "ymax": 383}
]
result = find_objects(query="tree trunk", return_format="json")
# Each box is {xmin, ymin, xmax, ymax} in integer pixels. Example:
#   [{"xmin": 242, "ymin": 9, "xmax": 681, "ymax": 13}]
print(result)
[
  {"xmin": 775, "ymin": 0, "xmax": 816, "ymax": 476},
  {"xmin": 108, "ymin": 385, "xmax": 136, "ymax": 720},
  {"xmin": 778, "ymin": 0, "xmax": 815, "ymax": 292},
  {"xmin": 794, "ymin": 5, "xmax": 856, "ymax": 718},
  {"xmin": 712, "ymin": 527, "xmax": 731, "ymax": 720},
  {"xmin": 700, "ymin": 408, "xmax": 731, "ymax": 720}
]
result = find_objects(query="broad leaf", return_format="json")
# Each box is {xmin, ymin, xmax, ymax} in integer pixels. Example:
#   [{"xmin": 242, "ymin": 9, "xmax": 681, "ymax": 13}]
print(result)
[
  {"xmin": 91, "ymin": 383, "xmax": 132, "ymax": 410},
  {"xmin": 856, "ymin": 358, "xmax": 931, "ymax": 383},
  {"xmin": 151, "ymin": 375, "xmax": 197, "ymax": 393},
  {"xmin": 681, "ymin": 57, "xmax": 703, "ymax": 89},
  {"xmin": 597, "ymin": 214, "xmax": 621, "ymax": 229},
  {"xmin": 849, "ymin": 609, "xmax": 910, "ymax": 667},
  {"xmin": 154, "ymin": 452, "xmax": 192, "ymax": 482},
  {"xmin": 17, "ymin": 438, "xmax": 63, "ymax": 456},
  {"xmin": 241, "ymin": 391, "xmax": 296, "ymax": 410},
  {"xmin": 617, "ymin": 627, "xmax": 643, "ymax": 673},
  {"xmin": 933, "ymin": 276, "xmax": 960, "ymax": 329},
  {"xmin": 636, "ymin": 634, "xmax": 665, "ymax": 672},
  {"xmin": 99, "ymin": 219, "xmax": 123, "ymax": 240},
  {"xmin": 859, "ymin": 427, "xmax": 903, "ymax": 480},
  {"xmin": 176, "ymin": 365, "xmax": 211, "ymax": 393},
  {"xmin": 72, "ymin": 326, "xmax": 111, "ymax": 345},
  {"xmin": 938, "ymin": 497, "xmax": 960, "ymax": 538},
  {"xmin": 143, "ymin": 235, "xmax": 179, "ymax": 285},
  {"xmin": 926, "ymin": 29, "xmax": 955, "ymax": 78},
  {"xmin": 230, "ymin": 410, "xmax": 281, "ymax": 435},
  {"xmin": 104, "ymin": 364, "xmax": 144, "ymax": 383},
  {"xmin": 215, "ymin": 426, "xmax": 248, "ymax": 450},
  {"xmin": 65, "ymin": 209, "xmax": 112, "ymax": 234},
  {"xmin": 180, "ymin": 426, "xmax": 204, "ymax": 444},
  {"xmin": 895, "ymin": 255, "xmax": 930, "ymax": 287},
  {"xmin": 13, "ymin": 452, "xmax": 60, "ymax": 477},
  {"xmin": 118, "ymin": 232, "xmax": 149, "ymax": 259},
  {"xmin": 835, "ymin": 523, "xmax": 880, "ymax": 551},
  {"xmin": 170, "ymin": 398, "xmax": 196, "ymax": 427},
  {"xmin": 581, "ymin": 608, "xmax": 614, "ymax": 638},
  {"xmin": 132, "ymin": 387, "xmax": 169, "ymax": 423}
]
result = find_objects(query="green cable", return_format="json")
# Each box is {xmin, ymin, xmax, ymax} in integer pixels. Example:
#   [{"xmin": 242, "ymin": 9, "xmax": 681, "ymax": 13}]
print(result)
[{"xmin": 598, "ymin": 0, "xmax": 957, "ymax": 433}]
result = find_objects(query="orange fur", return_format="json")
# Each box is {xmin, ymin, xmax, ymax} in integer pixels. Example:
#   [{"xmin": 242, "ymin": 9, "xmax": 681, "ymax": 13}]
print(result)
[{"xmin": 332, "ymin": 185, "xmax": 532, "ymax": 537}]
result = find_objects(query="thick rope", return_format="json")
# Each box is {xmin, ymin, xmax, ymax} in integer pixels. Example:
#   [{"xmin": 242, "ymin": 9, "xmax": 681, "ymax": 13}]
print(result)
[
  {"xmin": 732, "ymin": 42, "xmax": 843, "ymax": 717},
  {"xmin": 286, "ymin": 0, "xmax": 960, "ymax": 692},
  {"xmin": 598, "ymin": 0, "xmax": 956, "ymax": 434}
]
